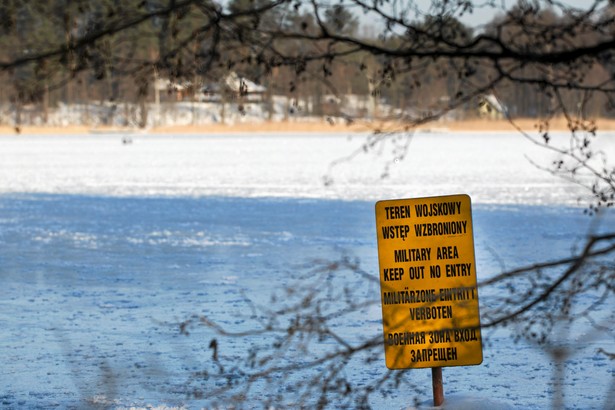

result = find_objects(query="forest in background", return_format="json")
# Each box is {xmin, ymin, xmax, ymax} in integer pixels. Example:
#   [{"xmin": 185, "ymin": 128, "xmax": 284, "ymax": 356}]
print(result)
[{"xmin": 2, "ymin": 0, "xmax": 615, "ymax": 127}]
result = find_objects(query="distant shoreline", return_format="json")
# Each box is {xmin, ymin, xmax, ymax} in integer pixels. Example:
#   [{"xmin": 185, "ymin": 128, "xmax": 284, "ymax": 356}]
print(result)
[{"xmin": 2, "ymin": 117, "xmax": 615, "ymax": 135}]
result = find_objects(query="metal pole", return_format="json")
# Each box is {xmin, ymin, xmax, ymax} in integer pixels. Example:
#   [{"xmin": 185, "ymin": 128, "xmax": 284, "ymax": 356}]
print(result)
[{"xmin": 432, "ymin": 367, "xmax": 444, "ymax": 407}]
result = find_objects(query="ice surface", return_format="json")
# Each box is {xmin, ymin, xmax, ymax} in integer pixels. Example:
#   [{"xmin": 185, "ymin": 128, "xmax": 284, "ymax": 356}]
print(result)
[
  {"xmin": 1, "ymin": 131, "xmax": 612, "ymax": 205},
  {"xmin": 0, "ymin": 131, "xmax": 613, "ymax": 409}
]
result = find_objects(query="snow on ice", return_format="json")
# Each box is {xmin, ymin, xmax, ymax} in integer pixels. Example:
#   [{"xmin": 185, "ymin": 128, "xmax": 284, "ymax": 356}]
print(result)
[{"xmin": 0, "ymin": 131, "xmax": 613, "ymax": 409}]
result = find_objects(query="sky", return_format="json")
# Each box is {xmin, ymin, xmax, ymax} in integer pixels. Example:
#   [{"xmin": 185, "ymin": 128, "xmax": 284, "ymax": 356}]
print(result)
[
  {"xmin": 459, "ymin": 0, "xmax": 601, "ymax": 27},
  {"xmin": 363, "ymin": 0, "xmax": 605, "ymax": 28}
]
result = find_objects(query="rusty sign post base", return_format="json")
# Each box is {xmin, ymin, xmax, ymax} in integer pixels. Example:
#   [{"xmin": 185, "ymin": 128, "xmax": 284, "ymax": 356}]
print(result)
[{"xmin": 432, "ymin": 367, "xmax": 444, "ymax": 407}]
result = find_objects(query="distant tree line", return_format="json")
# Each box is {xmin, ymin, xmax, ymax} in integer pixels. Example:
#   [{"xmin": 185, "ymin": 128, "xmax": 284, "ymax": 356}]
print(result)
[{"xmin": 2, "ymin": 0, "xmax": 615, "ymax": 126}]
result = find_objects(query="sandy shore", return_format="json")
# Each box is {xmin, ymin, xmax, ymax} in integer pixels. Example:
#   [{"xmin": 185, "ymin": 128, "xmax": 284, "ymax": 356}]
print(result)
[{"xmin": 1, "ymin": 117, "xmax": 614, "ymax": 135}]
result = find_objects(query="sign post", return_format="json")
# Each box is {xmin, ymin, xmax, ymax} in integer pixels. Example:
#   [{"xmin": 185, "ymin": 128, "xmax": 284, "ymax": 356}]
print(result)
[
  {"xmin": 432, "ymin": 367, "xmax": 443, "ymax": 406},
  {"xmin": 375, "ymin": 194, "xmax": 483, "ymax": 405}
]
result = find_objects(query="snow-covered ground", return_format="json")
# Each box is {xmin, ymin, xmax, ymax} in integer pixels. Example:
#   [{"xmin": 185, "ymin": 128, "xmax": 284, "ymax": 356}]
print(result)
[
  {"xmin": 0, "ymin": 131, "xmax": 607, "ymax": 204},
  {"xmin": 0, "ymin": 131, "xmax": 613, "ymax": 409},
  {"xmin": 1, "ymin": 97, "xmax": 389, "ymax": 128}
]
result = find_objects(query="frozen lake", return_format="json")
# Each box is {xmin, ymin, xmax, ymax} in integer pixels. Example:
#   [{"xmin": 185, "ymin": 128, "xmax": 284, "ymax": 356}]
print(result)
[
  {"xmin": 0, "ymin": 131, "xmax": 607, "ymax": 204},
  {"xmin": 0, "ymin": 131, "xmax": 613, "ymax": 409}
]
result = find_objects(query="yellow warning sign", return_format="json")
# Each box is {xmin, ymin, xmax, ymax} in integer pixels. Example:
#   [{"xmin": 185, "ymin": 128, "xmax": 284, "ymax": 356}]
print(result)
[{"xmin": 375, "ymin": 194, "xmax": 483, "ymax": 369}]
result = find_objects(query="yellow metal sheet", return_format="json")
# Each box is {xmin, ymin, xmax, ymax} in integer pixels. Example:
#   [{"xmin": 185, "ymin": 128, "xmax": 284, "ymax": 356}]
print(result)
[{"xmin": 375, "ymin": 194, "xmax": 483, "ymax": 369}]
